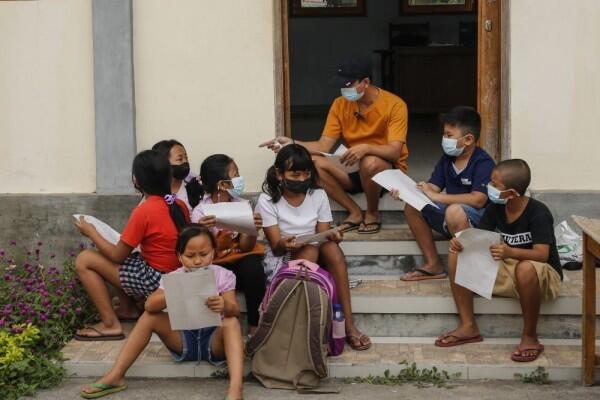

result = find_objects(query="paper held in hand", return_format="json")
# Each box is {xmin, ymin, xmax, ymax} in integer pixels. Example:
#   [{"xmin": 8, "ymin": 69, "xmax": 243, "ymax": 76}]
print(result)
[
  {"xmin": 162, "ymin": 268, "xmax": 222, "ymax": 331},
  {"xmin": 73, "ymin": 214, "xmax": 120, "ymax": 245},
  {"xmin": 202, "ymin": 201, "xmax": 257, "ymax": 236},
  {"xmin": 371, "ymin": 169, "xmax": 438, "ymax": 211},
  {"xmin": 455, "ymin": 228, "xmax": 502, "ymax": 300},
  {"xmin": 295, "ymin": 228, "xmax": 340, "ymax": 245},
  {"xmin": 319, "ymin": 144, "xmax": 359, "ymax": 174}
]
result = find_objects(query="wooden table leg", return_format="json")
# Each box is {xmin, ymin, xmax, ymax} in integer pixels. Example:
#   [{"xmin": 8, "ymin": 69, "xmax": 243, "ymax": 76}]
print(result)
[{"xmin": 581, "ymin": 232, "xmax": 597, "ymax": 386}]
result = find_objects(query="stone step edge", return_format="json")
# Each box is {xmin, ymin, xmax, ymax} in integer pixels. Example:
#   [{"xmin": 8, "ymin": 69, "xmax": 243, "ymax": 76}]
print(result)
[
  {"xmin": 63, "ymin": 337, "xmax": 600, "ymax": 382},
  {"xmin": 341, "ymin": 240, "xmax": 449, "ymax": 256}
]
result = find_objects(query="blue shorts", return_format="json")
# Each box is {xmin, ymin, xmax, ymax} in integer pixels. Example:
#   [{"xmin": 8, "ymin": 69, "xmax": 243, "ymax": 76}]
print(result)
[
  {"xmin": 170, "ymin": 326, "xmax": 226, "ymax": 366},
  {"xmin": 420, "ymin": 203, "xmax": 485, "ymax": 238}
]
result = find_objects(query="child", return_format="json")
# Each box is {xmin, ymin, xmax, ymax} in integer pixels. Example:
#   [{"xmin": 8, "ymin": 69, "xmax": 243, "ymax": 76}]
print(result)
[
  {"xmin": 255, "ymin": 144, "xmax": 371, "ymax": 351},
  {"xmin": 152, "ymin": 139, "xmax": 203, "ymax": 212},
  {"xmin": 191, "ymin": 154, "xmax": 265, "ymax": 334},
  {"xmin": 74, "ymin": 150, "xmax": 190, "ymax": 341},
  {"xmin": 394, "ymin": 106, "xmax": 495, "ymax": 281},
  {"xmin": 79, "ymin": 224, "xmax": 244, "ymax": 400},
  {"xmin": 436, "ymin": 159, "xmax": 563, "ymax": 363}
]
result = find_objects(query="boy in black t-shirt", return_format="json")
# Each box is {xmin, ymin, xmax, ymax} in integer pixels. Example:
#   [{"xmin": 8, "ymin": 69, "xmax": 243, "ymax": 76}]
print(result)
[{"xmin": 435, "ymin": 159, "xmax": 562, "ymax": 362}]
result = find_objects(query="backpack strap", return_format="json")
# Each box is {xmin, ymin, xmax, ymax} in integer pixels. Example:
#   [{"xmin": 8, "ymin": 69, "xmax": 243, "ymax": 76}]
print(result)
[
  {"xmin": 303, "ymin": 281, "xmax": 328, "ymax": 378},
  {"xmin": 245, "ymin": 279, "xmax": 302, "ymax": 357}
]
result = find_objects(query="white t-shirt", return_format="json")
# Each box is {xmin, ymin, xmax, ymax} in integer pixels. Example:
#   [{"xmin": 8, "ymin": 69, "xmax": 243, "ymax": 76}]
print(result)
[{"xmin": 255, "ymin": 189, "xmax": 333, "ymax": 237}]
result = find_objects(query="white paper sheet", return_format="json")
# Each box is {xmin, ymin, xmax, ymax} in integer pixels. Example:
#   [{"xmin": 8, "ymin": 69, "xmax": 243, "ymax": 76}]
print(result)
[
  {"xmin": 202, "ymin": 201, "xmax": 257, "ymax": 236},
  {"xmin": 371, "ymin": 169, "xmax": 439, "ymax": 211},
  {"xmin": 73, "ymin": 214, "xmax": 120, "ymax": 245},
  {"xmin": 162, "ymin": 268, "xmax": 222, "ymax": 330},
  {"xmin": 455, "ymin": 228, "xmax": 502, "ymax": 300},
  {"xmin": 319, "ymin": 144, "xmax": 360, "ymax": 174},
  {"xmin": 295, "ymin": 228, "xmax": 340, "ymax": 245}
]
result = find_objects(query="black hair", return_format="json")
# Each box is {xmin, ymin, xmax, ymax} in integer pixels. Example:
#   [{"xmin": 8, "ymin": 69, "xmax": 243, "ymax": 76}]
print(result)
[
  {"xmin": 199, "ymin": 154, "xmax": 235, "ymax": 197},
  {"xmin": 495, "ymin": 159, "xmax": 531, "ymax": 196},
  {"xmin": 131, "ymin": 150, "xmax": 187, "ymax": 232},
  {"xmin": 151, "ymin": 139, "xmax": 202, "ymax": 208},
  {"xmin": 441, "ymin": 106, "xmax": 481, "ymax": 141},
  {"xmin": 262, "ymin": 143, "xmax": 320, "ymax": 203},
  {"xmin": 175, "ymin": 223, "xmax": 217, "ymax": 255}
]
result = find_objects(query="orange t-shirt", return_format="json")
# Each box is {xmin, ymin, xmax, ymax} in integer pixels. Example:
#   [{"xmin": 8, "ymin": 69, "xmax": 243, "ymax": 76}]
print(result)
[
  {"xmin": 120, "ymin": 196, "xmax": 190, "ymax": 273},
  {"xmin": 322, "ymin": 89, "xmax": 409, "ymax": 171}
]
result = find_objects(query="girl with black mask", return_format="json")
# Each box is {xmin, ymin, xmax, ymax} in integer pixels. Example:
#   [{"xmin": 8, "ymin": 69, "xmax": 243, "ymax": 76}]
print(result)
[
  {"xmin": 152, "ymin": 139, "xmax": 202, "ymax": 212},
  {"xmin": 255, "ymin": 144, "xmax": 371, "ymax": 351}
]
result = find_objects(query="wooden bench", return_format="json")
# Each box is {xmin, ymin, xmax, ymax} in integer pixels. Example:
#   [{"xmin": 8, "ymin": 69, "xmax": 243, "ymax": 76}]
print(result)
[{"xmin": 573, "ymin": 215, "xmax": 600, "ymax": 386}]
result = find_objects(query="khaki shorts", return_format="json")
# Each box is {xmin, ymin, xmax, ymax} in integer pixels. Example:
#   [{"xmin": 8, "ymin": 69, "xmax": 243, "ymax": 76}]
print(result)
[{"xmin": 493, "ymin": 258, "xmax": 562, "ymax": 302}]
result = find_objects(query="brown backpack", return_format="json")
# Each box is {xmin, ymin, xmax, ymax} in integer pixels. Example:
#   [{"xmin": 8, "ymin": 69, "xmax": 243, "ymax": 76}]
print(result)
[{"xmin": 244, "ymin": 279, "xmax": 332, "ymax": 391}]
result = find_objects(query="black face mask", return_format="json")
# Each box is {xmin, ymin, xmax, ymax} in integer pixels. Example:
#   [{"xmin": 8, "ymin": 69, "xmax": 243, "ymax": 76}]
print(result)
[
  {"xmin": 172, "ymin": 162, "xmax": 190, "ymax": 180},
  {"xmin": 284, "ymin": 178, "xmax": 311, "ymax": 194}
]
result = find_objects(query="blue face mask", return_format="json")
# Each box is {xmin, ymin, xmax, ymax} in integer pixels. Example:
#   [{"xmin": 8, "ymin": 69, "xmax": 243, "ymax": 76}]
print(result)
[
  {"xmin": 340, "ymin": 86, "xmax": 365, "ymax": 102},
  {"xmin": 487, "ymin": 184, "xmax": 510, "ymax": 205},
  {"xmin": 226, "ymin": 176, "xmax": 244, "ymax": 198},
  {"xmin": 441, "ymin": 137, "xmax": 464, "ymax": 157}
]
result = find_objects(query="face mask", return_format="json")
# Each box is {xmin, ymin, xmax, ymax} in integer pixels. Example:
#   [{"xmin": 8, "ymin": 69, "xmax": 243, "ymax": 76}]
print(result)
[
  {"xmin": 487, "ymin": 184, "xmax": 509, "ymax": 205},
  {"xmin": 172, "ymin": 162, "xmax": 190, "ymax": 180},
  {"xmin": 226, "ymin": 176, "xmax": 244, "ymax": 198},
  {"xmin": 441, "ymin": 137, "xmax": 465, "ymax": 157},
  {"xmin": 284, "ymin": 178, "xmax": 311, "ymax": 194},
  {"xmin": 340, "ymin": 86, "xmax": 364, "ymax": 102}
]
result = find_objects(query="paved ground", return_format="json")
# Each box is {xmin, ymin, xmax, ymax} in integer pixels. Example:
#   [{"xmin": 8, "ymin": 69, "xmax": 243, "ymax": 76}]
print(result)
[{"xmin": 37, "ymin": 377, "xmax": 600, "ymax": 399}]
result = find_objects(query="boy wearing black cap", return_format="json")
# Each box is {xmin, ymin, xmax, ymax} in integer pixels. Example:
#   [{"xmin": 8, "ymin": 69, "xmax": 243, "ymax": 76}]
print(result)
[{"xmin": 261, "ymin": 55, "xmax": 408, "ymax": 235}]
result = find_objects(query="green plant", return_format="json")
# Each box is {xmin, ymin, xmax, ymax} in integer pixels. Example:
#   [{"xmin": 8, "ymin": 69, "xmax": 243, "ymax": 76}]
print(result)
[
  {"xmin": 0, "ymin": 324, "xmax": 64, "ymax": 400},
  {"xmin": 344, "ymin": 361, "xmax": 460, "ymax": 388},
  {"xmin": 515, "ymin": 366, "xmax": 550, "ymax": 385}
]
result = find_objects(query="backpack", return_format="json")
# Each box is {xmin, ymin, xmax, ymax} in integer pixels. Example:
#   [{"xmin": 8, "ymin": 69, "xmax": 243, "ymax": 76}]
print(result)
[
  {"xmin": 263, "ymin": 259, "xmax": 345, "ymax": 356},
  {"xmin": 245, "ymin": 260, "xmax": 343, "ymax": 391}
]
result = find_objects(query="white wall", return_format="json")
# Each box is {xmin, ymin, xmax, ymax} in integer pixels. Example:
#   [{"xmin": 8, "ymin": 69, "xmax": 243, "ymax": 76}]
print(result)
[
  {"xmin": 510, "ymin": 0, "xmax": 600, "ymax": 191},
  {"xmin": 0, "ymin": 0, "xmax": 96, "ymax": 193},
  {"xmin": 133, "ymin": 0, "xmax": 277, "ymax": 192}
]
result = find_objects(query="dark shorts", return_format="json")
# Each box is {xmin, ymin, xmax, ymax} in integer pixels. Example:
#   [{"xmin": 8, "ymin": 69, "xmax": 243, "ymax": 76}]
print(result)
[
  {"xmin": 421, "ymin": 203, "xmax": 486, "ymax": 238},
  {"xmin": 119, "ymin": 253, "xmax": 161, "ymax": 297},
  {"xmin": 170, "ymin": 326, "xmax": 226, "ymax": 366}
]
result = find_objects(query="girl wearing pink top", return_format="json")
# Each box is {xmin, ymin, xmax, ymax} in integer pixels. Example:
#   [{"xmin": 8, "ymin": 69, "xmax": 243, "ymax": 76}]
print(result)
[{"xmin": 80, "ymin": 225, "xmax": 244, "ymax": 400}]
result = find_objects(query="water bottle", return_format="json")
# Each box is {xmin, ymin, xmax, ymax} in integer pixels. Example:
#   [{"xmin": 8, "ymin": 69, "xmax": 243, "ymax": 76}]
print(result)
[
  {"xmin": 333, "ymin": 304, "xmax": 344, "ymax": 322},
  {"xmin": 331, "ymin": 304, "xmax": 345, "ymax": 355}
]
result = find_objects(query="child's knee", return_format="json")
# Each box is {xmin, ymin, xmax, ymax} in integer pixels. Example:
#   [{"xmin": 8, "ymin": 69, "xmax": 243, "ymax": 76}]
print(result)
[
  {"xmin": 404, "ymin": 204, "xmax": 419, "ymax": 217},
  {"xmin": 444, "ymin": 204, "xmax": 467, "ymax": 226},
  {"xmin": 515, "ymin": 261, "xmax": 538, "ymax": 285},
  {"xmin": 75, "ymin": 249, "xmax": 94, "ymax": 274}
]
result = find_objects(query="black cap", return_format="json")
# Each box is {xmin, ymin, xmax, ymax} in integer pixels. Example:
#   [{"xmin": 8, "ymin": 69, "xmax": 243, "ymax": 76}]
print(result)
[{"xmin": 328, "ymin": 55, "xmax": 373, "ymax": 88}]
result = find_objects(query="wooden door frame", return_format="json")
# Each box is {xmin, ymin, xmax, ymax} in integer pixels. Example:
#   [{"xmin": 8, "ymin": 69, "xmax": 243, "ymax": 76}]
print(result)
[{"xmin": 274, "ymin": 0, "xmax": 508, "ymax": 160}]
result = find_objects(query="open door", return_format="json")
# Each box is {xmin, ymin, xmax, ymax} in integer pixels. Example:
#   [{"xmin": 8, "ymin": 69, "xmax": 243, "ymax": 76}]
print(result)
[{"xmin": 275, "ymin": 0, "xmax": 504, "ymax": 161}]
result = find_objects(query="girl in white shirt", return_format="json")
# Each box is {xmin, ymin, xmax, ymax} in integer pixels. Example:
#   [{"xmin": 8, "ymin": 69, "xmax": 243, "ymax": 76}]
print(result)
[{"xmin": 255, "ymin": 144, "xmax": 371, "ymax": 351}]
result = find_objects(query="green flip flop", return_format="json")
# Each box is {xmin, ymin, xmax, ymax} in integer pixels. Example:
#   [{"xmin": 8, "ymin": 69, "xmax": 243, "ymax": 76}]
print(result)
[{"xmin": 80, "ymin": 382, "xmax": 127, "ymax": 399}]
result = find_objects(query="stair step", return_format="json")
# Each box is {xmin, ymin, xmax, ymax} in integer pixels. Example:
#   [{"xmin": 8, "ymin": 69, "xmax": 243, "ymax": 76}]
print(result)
[
  {"xmin": 61, "ymin": 337, "xmax": 600, "ymax": 381},
  {"xmin": 330, "ymin": 194, "xmax": 405, "ymax": 211}
]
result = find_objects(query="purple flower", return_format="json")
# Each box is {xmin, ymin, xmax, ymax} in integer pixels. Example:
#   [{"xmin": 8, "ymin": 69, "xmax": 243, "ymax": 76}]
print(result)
[
  {"xmin": 75, "ymin": 307, "xmax": 82, "ymax": 315},
  {"xmin": 3, "ymin": 274, "xmax": 11, "ymax": 281},
  {"xmin": 26, "ymin": 251, "xmax": 32, "ymax": 256},
  {"xmin": 37, "ymin": 241, "xmax": 43, "ymax": 246},
  {"xmin": 0, "ymin": 319, "xmax": 5, "ymax": 328},
  {"xmin": 79, "ymin": 242, "xmax": 85, "ymax": 250},
  {"xmin": 9, "ymin": 240, "xmax": 16, "ymax": 246},
  {"xmin": 40, "ymin": 313, "xmax": 49, "ymax": 321},
  {"xmin": 35, "ymin": 249, "xmax": 40, "ymax": 255},
  {"xmin": 0, "ymin": 250, "xmax": 5, "ymax": 257},
  {"xmin": 69, "ymin": 251, "xmax": 76, "ymax": 258}
]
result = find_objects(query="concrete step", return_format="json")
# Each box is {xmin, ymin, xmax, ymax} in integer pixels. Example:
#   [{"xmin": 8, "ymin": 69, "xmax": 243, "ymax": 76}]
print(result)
[
  {"xmin": 330, "ymin": 193, "xmax": 405, "ymax": 212},
  {"xmin": 62, "ymin": 337, "xmax": 600, "ymax": 382}
]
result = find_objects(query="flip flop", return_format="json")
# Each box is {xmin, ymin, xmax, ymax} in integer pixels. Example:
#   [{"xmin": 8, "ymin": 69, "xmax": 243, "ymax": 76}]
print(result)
[
  {"xmin": 401, "ymin": 268, "xmax": 447, "ymax": 282},
  {"xmin": 346, "ymin": 334, "xmax": 372, "ymax": 351},
  {"xmin": 80, "ymin": 382, "xmax": 127, "ymax": 399},
  {"xmin": 336, "ymin": 220, "xmax": 362, "ymax": 233},
  {"xmin": 511, "ymin": 344, "xmax": 544, "ymax": 362},
  {"xmin": 74, "ymin": 326, "xmax": 125, "ymax": 342},
  {"xmin": 435, "ymin": 333, "xmax": 483, "ymax": 348},
  {"xmin": 358, "ymin": 221, "xmax": 381, "ymax": 234}
]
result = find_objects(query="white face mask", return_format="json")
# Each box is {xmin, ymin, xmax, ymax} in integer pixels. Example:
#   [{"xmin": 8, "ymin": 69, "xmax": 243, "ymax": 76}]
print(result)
[
  {"xmin": 441, "ymin": 137, "xmax": 464, "ymax": 157},
  {"xmin": 226, "ymin": 176, "xmax": 244, "ymax": 198},
  {"xmin": 340, "ymin": 86, "xmax": 365, "ymax": 102}
]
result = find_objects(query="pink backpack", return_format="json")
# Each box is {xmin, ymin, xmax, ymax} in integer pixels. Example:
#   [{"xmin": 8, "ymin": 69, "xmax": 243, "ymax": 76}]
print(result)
[{"xmin": 261, "ymin": 259, "xmax": 345, "ymax": 356}]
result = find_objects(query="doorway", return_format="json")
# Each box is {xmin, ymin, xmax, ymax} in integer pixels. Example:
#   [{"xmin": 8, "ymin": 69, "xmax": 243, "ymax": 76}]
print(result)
[{"xmin": 275, "ymin": 0, "xmax": 503, "ymax": 180}]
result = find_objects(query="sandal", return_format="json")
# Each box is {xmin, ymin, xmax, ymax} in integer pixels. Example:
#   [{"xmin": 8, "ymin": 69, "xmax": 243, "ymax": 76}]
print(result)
[
  {"xmin": 435, "ymin": 333, "xmax": 483, "ymax": 348},
  {"xmin": 346, "ymin": 333, "xmax": 372, "ymax": 351},
  {"xmin": 74, "ymin": 326, "xmax": 125, "ymax": 342},
  {"xmin": 511, "ymin": 344, "xmax": 544, "ymax": 362},
  {"xmin": 336, "ymin": 220, "xmax": 362, "ymax": 233},
  {"xmin": 80, "ymin": 382, "xmax": 127, "ymax": 399},
  {"xmin": 358, "ymin": 221, "xmax": 381, "ymax": 234},
  {"xmin": 401, "ymin": 268, "xmax": 447, "ymax": 282}
]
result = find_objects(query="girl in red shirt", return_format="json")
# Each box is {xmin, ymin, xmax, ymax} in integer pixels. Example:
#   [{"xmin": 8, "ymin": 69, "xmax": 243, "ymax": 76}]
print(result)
[{"xmin": 74, "ymin": 150, "xmax": 190, "ymax": 341}]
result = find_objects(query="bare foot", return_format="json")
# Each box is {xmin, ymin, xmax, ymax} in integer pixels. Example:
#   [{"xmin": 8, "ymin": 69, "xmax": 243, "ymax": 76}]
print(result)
[
  {"xmin": 76, "ymin": 321, "xmax": 123, "ymax": 338},
  {"xmin": 226, "ymin": 383, "xmax": 243, "ymax": 400}
]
